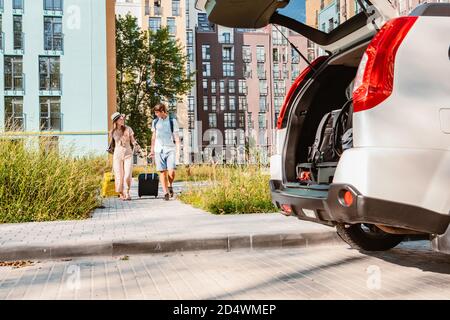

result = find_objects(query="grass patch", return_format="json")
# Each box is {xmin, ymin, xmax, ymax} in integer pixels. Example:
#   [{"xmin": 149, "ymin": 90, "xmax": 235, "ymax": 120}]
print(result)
[
  {"xmin": 179, "ymin": 165, "xmax": 277, "ymax": 215},
  {"xmin": 0, "ymin": 139, "xmax": 109, "ymax": 223},
  {"xmin": 132, "ymin": 164, "xmax": 220, "ymax": 182}
]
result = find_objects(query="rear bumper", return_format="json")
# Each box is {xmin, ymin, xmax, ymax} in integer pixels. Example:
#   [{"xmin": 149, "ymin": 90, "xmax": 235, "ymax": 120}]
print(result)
[{"xmin": 270, "ymin": 180, "xmax": 450, "ymax": 235}]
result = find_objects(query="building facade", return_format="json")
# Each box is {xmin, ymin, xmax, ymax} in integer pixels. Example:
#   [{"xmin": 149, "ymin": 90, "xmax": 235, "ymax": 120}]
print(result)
[
  {"xmin": 0, "ymin": 0, "xmax": 116, "ymax": 156},
  {"xmin": 116, "ymin": 0, "xmax": 143, "ymax": 27}
]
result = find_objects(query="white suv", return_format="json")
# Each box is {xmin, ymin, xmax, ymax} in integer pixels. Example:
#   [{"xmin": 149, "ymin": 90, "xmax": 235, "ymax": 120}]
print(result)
[{"xmin": 197, "ymin": 0, "xmax": 450, "ymax": 252}]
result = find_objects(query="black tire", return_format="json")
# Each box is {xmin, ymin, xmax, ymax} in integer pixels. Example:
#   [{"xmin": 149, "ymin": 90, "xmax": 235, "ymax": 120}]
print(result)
[{"xmin": 336, "ymin": 223, "xmax": 404, "ymax": 251}]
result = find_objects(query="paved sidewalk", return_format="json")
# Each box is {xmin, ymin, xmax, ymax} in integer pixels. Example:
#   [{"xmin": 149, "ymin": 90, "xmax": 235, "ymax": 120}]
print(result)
[{"xmin": 0, "ymin": 182, "xmax": 340, "ymax": 261}]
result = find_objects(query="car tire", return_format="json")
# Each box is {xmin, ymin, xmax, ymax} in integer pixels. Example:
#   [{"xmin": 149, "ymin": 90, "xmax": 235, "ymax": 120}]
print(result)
[{"xmin": 336, "ymin": 223, "xmax": 404, "ymax": 251}]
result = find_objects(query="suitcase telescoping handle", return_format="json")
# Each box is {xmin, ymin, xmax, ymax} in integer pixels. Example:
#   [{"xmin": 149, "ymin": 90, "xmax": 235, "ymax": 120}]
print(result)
[{"xmin": 146, "ymin": 149, "xmax": 155, "ymax": 181}]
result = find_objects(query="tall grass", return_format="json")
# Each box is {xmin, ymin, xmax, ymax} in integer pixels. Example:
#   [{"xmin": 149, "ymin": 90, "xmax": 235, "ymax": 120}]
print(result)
[
  {"xmin": 0, "ymin": 139, "xmax": 109, "ymax": 223},
  {"xmin": 179, "ymin": 165, "xmax": 277, "ymax": 215}
]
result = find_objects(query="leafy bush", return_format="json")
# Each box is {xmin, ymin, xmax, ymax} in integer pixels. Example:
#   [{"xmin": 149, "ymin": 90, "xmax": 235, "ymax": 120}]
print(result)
[
  {"xmin": 179, "ymin": 165, "xmax": 277, "ymax": 215},
  {"xmin": 0, "ymin": 139, "xmax": 108, "ymax": 223}
]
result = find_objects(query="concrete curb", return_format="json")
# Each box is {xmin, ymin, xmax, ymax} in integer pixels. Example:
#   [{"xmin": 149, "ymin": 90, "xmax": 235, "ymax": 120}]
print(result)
[{"xmin": 0, "ymin": 231, "xmax": 343, "ymax": 262}]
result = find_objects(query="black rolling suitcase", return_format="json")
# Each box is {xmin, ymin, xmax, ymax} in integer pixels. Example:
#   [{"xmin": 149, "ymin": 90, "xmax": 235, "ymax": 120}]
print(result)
[{"xmin": 138, "ymin": 172, "xmax": 159, "ymax": 198}]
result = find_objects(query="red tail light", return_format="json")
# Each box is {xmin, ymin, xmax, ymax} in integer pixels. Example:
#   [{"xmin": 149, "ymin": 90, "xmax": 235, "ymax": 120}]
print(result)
[
  {"xmin": 353, "ymin": 17, "xmax": 418, "ymax": 113},
  {"xmin": 277, "ymin": 56, "xmax": 327, "ymax": 129}
]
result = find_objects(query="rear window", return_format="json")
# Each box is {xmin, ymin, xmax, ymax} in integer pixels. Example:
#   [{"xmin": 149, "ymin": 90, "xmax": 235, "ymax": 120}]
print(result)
[{"xmin": 278, "ymin": 0, "xmax": 370, "ymax": 33}]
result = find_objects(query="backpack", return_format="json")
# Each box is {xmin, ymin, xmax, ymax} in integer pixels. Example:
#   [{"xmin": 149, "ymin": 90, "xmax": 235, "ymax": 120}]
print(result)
[{"xmin": 308, "ymin": 110, "xmax": 341, "ymax": 164}]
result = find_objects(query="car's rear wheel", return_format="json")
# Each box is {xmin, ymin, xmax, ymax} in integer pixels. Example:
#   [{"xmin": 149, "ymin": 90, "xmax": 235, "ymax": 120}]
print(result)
[{"xmin": 336, "ymin": 223, "xmax": 404, "ymax": 251}]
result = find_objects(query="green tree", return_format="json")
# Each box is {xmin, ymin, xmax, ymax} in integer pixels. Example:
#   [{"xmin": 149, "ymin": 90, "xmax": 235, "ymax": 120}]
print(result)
[{"xmin": 116, "ymin": 14, "xmax": 194, "ymax": 146}]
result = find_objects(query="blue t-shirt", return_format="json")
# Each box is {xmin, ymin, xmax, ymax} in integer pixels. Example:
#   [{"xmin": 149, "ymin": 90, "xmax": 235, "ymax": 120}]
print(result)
[{"xmin": 151, "ymin": 117, "xmax": 179, "ymax": 153}]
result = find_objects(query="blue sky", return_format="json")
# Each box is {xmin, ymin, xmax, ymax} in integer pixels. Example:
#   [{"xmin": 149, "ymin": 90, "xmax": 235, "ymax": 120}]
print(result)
[{"xmin": 277, "ymin": 0, "xmax": 306, "ymax": 23}]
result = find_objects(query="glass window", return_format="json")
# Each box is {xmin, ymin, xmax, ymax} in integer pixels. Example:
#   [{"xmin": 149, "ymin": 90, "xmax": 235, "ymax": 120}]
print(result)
[
  {"xmin": 188, "ymin": 96, "xmax": 195, "ymax": 112},
  {"xmin": 149, "ymin": 17, "xmax": 161, "ymax": 33},
  {"xmin": 239, "ymin": 96, "xmax": 247, "ymax": 111},
  {"xmin": 202, "ymin": 62, "xmax": 210, "ymax": 77},
  {"xmin": 219, "ymin": 80, "xmax": 225, "ymax": 94},
  {"xmin": 243, "ymin": 63, "xmax": 252, "ymax": 78},
  {"xmin": 186, "ymin": 30, "xmax": 193, "ymax": 45},
  {"xmin": 257, "ymin": 63, "xmax": 266, "ymax": 79},
  {"xmin": 44, "ymin": 16, "xmax": 63, "ymax": 51},
  {"xmin": 223, "ymin": 62, "xmax": 234, "ymax": 77},
  {"xmin": 228, "ymin": 80, "xmax": 235, "ymax": 94},
  {"xmin": 238, "ymin": 80, "xmax": 247, "ymax": 94},
  {"xmin": 44, "ymin": 0, "xmax": 63, "ymax": 11},
  {"xmin": 208, "ymin": 113, "xmax": 217, "ymax": 128},
  {"xmin": 256, "ymin": 46, "xmax": 265, "ymax": 62},
  {"xmin": 39, "ymin": 56, "xmax": 61, "ymax": 91},
  {"xmin": 167, "ymin": 17, "xmax": 176, "ymax": 36},
  {"xmin": 242, "ymin": 45, "xmax": 251, "ymax": 62},
  {"xmin": 203, "ymin": 96, "xmax": 208, "ymax": 111},
  {"xmin": 211, "ymin": 97, "xmax": 217, "ymax": 111},
  {"xmin": 259, "ymin": 80, "xmax": 268, "ymax": 95},
  {"xmin": 187, "ymin": 46, "xmax": 193, "ymax": 62},
  {"xmin": 239, "ymin": 113, "xmax": 245, "ymax": 129},
  {"xmin": 211, "ymin": 80, "xmax": 216, "ymax": 94},
  {"xmin": 40, "ymin": 97, "xmax": 62, "ymax": 131},
  {"xmin": 202, "ymin": 44, "xmax": 210, "ymax": 60},
  {"xmin": 4, "ymin": 97, "xmax": 24, "ymax": 131},
  {"xmin": 259, "ymin": 96, "xmax": 267, "ymax": 112},
  {"xmin": 13, "ymin": 15, "xmax": 23, "ymax": 51},
  {"xmin": 258, "ymin": 113, "xmax": 267, "ymax": 129},
  {"xmin": 13, "ymin": 0, "xmax": 23, "ymax": 10},
  {"xmin": 220, "ymin": 96, "xmax": 226, "ymax": 110},
  {"xmin": 172, "ymin": 0, "xmax": 180, "ymax": 16},
  {"xmin": 4, "ymin": 56, "xmax": 23, "ymax": 91},
  {"xmin": 202, "ymin": 79, "xmax": 208, "ymax": 94},
  {"xmin": 224, "ymin": 114, "xmax": 236, "ymax": 129},
  {"xmin": 222, "ymin": 46, "xmax": 233, "ymax": 61},
  {"xmin": 229, "ymin": 96, "xmax": 236, "ymax": 111}
]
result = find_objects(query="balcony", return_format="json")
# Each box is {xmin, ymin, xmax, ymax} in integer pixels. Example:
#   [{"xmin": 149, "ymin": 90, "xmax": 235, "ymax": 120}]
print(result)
[
  {"xmin": 40, "ymin": 113, "xmax": 63, "ymax": 131},
  {"xmin": 5, "ymin": 113, "xmax": 26, "ymax": 132},
  {"xmin": 5, "ymin": 74, "xmax": 26, "ymax": 95},
  {"xmin": 39, "ymin": 73, "xmax": 63, "ymax": 96},
  {"xmin": 44, "ymin": 34, "xmax": 64, "ymax": 54},
  {"xmin": 13, "ymin": 32, "xmax": 25, "ymax": 53}
]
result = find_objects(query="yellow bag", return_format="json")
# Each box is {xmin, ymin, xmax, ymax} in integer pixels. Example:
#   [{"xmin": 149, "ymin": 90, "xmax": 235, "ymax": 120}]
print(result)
[{"xmin": 101, "ymin": 172, "xmax": 119, "ymax": 198}]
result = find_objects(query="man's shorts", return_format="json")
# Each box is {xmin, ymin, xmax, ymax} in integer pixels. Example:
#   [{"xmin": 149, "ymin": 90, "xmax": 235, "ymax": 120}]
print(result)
[{"xmin": 155, "ymin": 150, "xmax": 176, "ymax": 172}]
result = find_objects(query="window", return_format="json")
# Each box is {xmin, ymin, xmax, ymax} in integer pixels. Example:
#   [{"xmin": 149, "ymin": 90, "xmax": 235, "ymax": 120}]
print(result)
[
  {"xmin": 291, "ymin": 48, "xmax": 300, "ymax": 63},
  {"xmin": 274, "ymin": 97, "xmax": 284, "ymax": 113},
  {"xmin": 220, "ymin": 96, "xmax": 226, "ymax": 110},
  {"xmin": 208, "ymin": 113, "xmax": 217, "ymax": 128},
  {"xmin": 223, "ymin": 62, "xmax": 234, "ymax": 77},
  {"xmin": 257, "ymin": 63, "xmax": 266, "ymax": 79},
  {"xmin": 219, "ymin": 80, "xmax": 225, "ymax": 94},
  {"xmin": 154, "ymin": 1, "xmax": 162, "ymax": 15},
  {"xmin": 239, "ymin": 96, "xmax": 247, "ymax": 111},
  {"xmin": 202, "ymin": 44, "xmax": 210, "ymax": 60},
  {"xmin": 242, "ymin": 46, "xmax": 251, "ymax": 62},
  {"xmin": 172, "ymin": 0, "xmax": 180, "ymax": 16},
  {"xmin": 256, "ymin": 46, "xmax": 265, "ymax": 62},
  {"xmin": 149, "ymin": 17, "xmax": 161, "ymax": 32},
  {"xmin": 222, "ymin": 46, "xmax": 233, "ymax": 61},
  {"xmin": 220, "ymin": 32, "xmax": 231, "ymax": 43},
  {"xmin": 13, "ymin": 15, "xmax": 23, "ymax": 51},
  {"xmin": 202, "ymin": 62, "xmax": 211, "ymax": 77},
  {"xmin": 211, "ymin": 97, "xmax": 217, "ymax": 111},
  {"xmin": 292, "ymin": 63, "xmax": 300, "ymax": 80},
  {"xmin": 39, "ymin": 56, "xmax": 61, "ymax": 91},
  {"xmin": 13, "ymin": 0, "xmax": 23, "ymax": 10},
  {"xmin": 4, "ymin": 56, "xmax": 23, "ymax": 91},
  {"xmin": 44, "ymin": 0, "xmax": 63, "ymax": 11},
  {"xmin": 4, "ymin": 97, "xmax": 24, "ymax": 131},
  {"xmin": 187, "ymin": 46, "xmax": 193, "ymax": 62},
  {"xmin": 225, "ymin": 129, "xmax": 236, "ymax": 146},
  {"xmin": 40, "ymin": 97, "xmax": 62, "ymax": 131},
  {"xmin": 238, "ymin": 113, "xmax": 245, "ymax": 129},
  {"xmin": 44, "ymin": 16, "xmax": 63, "ymax": 51},
  {"xmin": 187, "ymin": 30, "xmax": 193, "ymax": 45},
  {"xmin": 274, "ymin": 80, "xmax": 285, "ymax": 96},
  {"xmin": 188, "ymin": 112, "xmax": 195, "ymax": 129},
  {"xmin": 203, "ymin": 96, "xmax": 208, "ymax": 111},
  {"xmin": 188, "ymin": 96, "xmax": 194, "ymax": 112},
  {"xmin": 243, "ymin": 63, "xmax": 252, "ymax": 78},
  {"xmin": 224, "ymin": 113, "xmax": 236, "ymax": 129},
  {"xmin": 259, "ymin": 96, "xmax": 267, "ymax": 112},
  {"xmin": 211, "ymin": 80, "xmax": 216, "ymax": 94},
  {"xmin": 229, "ymin": 96, "xmax": 236, "ymax": 111},
  {"xmin": 228, "ymin": 80, "xmax": 235, "ymax": 94},
  {"xmin": 273, "ymin": 63, "xmax": 281, "ymax": 79},
  {"xmin": 167, "ymin": 17, "xmax": 176, "ymax": 36},
  {"xmin": 202, "ymin": 79, "xmax": 208, "ymax": 94},
  {"xmin": 259, "ymin": 113, "xmax": 267, "ymax": 129},
  {"xmin": 238, "ymin": 80, "xmax": 247, "ymax": 94},
  {"xmin": 259, "ymin": 80, "xmax": 268, "ymax": 95},
  {"xmin": 247, "ymin": 112, "xmax": 253, "ymax": 129}
]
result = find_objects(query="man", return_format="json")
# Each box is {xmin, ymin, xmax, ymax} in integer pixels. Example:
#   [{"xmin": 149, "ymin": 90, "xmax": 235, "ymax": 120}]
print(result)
[{"xmin": 150, "ymin": 103, "xmax": 181, "ymax": 201}]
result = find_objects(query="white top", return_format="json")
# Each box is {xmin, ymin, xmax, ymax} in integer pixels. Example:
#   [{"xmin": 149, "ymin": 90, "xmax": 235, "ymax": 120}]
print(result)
[{"xmin": 151, "ymin": 116, "xmax": 179, "ymax": 153}]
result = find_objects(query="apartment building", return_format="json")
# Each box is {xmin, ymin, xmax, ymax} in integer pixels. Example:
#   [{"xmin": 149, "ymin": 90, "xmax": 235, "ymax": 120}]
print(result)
[
  {"xmin": 195, "ymin": 22, "xmax": 307, "ymax": 164},
  {"xmin": 0, "ymin": 0, "xmax": 116, "ymax": 156},
  {"xmin": 116, "ymin": 0, "xmax": 143, "ymax": 27}
]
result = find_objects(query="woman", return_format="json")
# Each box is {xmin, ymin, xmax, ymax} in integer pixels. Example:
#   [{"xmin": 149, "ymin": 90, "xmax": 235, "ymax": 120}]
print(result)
[{"xmin": 109, "ymin": 112, "xmax": 139, "ymax": 201}]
